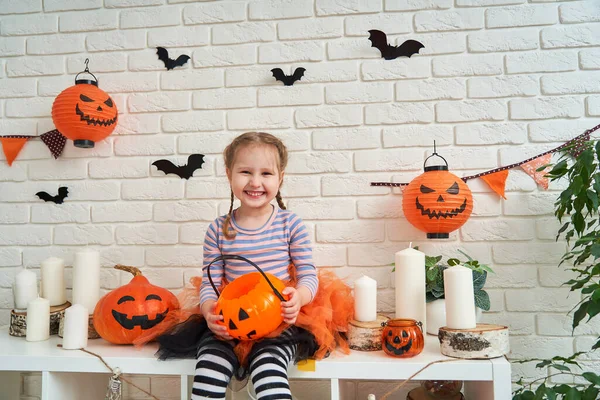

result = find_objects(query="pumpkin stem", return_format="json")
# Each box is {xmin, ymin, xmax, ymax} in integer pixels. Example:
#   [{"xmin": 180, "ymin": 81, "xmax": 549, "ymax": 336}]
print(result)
[{"xmin": 114, "ymin": 264, "xmax": 142, "ymax": 277}]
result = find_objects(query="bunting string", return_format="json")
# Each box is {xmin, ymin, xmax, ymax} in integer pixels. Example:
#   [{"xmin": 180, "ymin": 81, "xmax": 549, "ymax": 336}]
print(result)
[
  {"xmin": 370, "ymin": 123, "xmax": 600, "ymax": 189},
  {"xmin": 0, "ymin": 129, "xmax": 67, "ymax": 165}
]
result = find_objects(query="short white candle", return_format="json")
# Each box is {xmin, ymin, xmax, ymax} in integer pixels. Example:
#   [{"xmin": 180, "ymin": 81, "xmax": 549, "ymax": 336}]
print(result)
[
  {"xmin": 395, "ymin": 246, "xmax": 426, "ymax": 334},
  {"xmin": 354, "ymin": 275, "xmax": 377, "ymax": 322},
  {"xmin": 72, "ymin": 249, "xmax": 100, "ymax": 315},
  {"xmin": 41, "ymin": 257, "xmax": 66, "ymax": 306},
  {"xmin": 14, "ymin": 268, "xmax": 38, "ymax": 310},
  {"xmin": 62, "ymin": 304, "xmax": 89, "ymax": 350},
  {"xmin": 444, "ymin": 265, "xmax": 477, "ymax": 329},
  {"xmin": 26, "ymin": 296, "xmax": 50, "ymax": 342}
]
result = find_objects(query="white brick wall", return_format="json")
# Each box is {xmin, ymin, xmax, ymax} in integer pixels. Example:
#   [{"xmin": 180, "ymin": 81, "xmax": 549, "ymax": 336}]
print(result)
[{"xmin": 1, "ymin": 1, "xmax": 599, "ymax": 399}]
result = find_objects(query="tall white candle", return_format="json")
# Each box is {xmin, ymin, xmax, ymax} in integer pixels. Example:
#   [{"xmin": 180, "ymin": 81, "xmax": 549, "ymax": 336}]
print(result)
[
  {"xmin": 26, "ymin": 296, "xmax": 50, "ymax": 342},
  {"xmin": 395, "ymin": 246, "xmax": 426, "ymax": 334},
  {"xmin": 62, "ymin": 304, "xmax": 89, "ymax": 350},
  {"xmin": 41, "ymin": 257, "xmax": 66, "ymax": 306},
  {"xmin": 72, "ymin": 249, "xmax": 100, "ymax": 315},
  {"xmin": 354, "ymin": 275, "xmax": 377, "ymax": 322},
  {"xmin": 444, "ymin": 265, "xmax": 477, "ymax": 329},
  {"xmin": 13, "ymin": 268, "xmax": 38, "ymax": 310}
]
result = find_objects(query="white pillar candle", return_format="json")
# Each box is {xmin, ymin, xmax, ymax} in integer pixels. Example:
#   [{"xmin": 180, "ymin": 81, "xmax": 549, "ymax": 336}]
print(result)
[
  {"xmin": 395, "ymin": 246, "xmax": 426, "ymax": 334},
  {"xmin": 444, "ymin": 265, "xmax": 477, "ymax": 330},
  {"xmin": 26, "ymin": 296, "xmax": 50, "ymax": 342},
  {"xmin": 41, "ymin": 257, "xmax": 66, "ymax": 306},
  {"xmin": 62, "ymin": 304, "xmax": 89, "ymax": 350},
  {"xmin": 13, "ymin": 268, "xmax": 38, "ymax": 310},
  {"xmin": 353, "ymin": 275, "xmax": 377, "ymax": 322},
  {"xmin": 72, "ymin": 249, "xmax": 100, "ymax": 315}
]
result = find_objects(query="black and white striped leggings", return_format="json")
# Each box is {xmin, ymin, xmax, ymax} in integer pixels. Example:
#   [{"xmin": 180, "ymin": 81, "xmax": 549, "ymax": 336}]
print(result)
[{"xmin": 191, "ymin": 329, "xmax": 297, "ymax": 400}]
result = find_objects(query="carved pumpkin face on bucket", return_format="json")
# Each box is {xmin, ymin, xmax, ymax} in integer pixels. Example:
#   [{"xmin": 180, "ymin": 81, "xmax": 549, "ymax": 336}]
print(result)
[
  {"xmin": 52, "ymin": 81, "xmax": 118, "ymax": 148},
  {"xmin": 402, "ymin": 167, "xmax": 473, "ymax": 239},
  {"xmin": 93, "ymin": 265, "xmax": 179, "ymax": 345},
  {"xmin": 382, "ymin": 319, "xmax": 424, "ymax": 358}
]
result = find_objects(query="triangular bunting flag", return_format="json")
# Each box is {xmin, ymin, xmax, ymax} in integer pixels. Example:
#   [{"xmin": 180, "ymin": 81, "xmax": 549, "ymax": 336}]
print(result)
[
  {"xmin": 568, "ymin": 131, "xmax": 591, "ymax": 159},
  {"xmin": 481, "ymin": 170, "xmax": 509, "ymax": 199},
  {"xmin": 40, "ymin": 129, "xmax": 67, "ymax": 159},
  {"xmin": 520, "ymin": 153, "xmax": 551, "ymax": 190},
  {"xmin": 0, "ymin": 136, "xmax": 31, "ymax": 166}
]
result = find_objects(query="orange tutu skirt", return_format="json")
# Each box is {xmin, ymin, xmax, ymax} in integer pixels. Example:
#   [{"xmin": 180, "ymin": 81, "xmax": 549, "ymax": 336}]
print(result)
[{"xmin": 134, "ymin": 267, "xmax": 355, "ymax": 367}]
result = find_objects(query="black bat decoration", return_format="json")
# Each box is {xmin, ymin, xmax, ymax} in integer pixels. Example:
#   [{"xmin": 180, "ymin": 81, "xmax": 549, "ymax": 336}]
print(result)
[
  {"xmin": 156, "ymin": 47, "xmax": 190, "ymax": 70},
  {"xmin": 271, "ymin": 67, "xmax": 306, "ymax": 86},
  {"xmin": 368, "ymin": 30, "xmax": 424, "ymax": 60},
  {"xmin": 152, "ymin": 154, "xmax": 205, "ymax": 180},
  {"xmin": 36, "ymin": 187, "xmax": 69, "ymax": 204}
]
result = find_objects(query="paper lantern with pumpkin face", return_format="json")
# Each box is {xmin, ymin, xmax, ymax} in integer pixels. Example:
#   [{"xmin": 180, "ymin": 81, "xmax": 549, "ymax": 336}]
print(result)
[
  {"xmin": 381, "ymin": 319, "xmax": 424, "ymax": 358},
  {"xmin": 52, "ymin": 66, "xmax": 118, "ymax": 149},
  {"xmin": 93, "ymin": 265, "xmax": 179, "ymax": 345},
  {"xmin": 402, "ymin": 153, "xmax": 473, "ymax": 239},
  {"xmin": 205, "ymin": 254, "xmax": 287, "ymax": 341}
]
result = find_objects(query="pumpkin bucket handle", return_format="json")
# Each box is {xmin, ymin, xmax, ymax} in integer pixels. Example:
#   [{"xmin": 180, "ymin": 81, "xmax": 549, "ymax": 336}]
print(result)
[{"xmin": 203, "ymin": 255, "xmax": 286, "ymax": 302}]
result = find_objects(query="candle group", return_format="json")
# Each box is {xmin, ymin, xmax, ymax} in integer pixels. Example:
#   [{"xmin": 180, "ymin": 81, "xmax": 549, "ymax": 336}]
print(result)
[
  {"xmin": 354, "ymin": 275, "xmax": 377, "ymax": 322},
  {"xmin": 62, "ymin": 304, "xmax": 89, "ymax": 350},
  {"xmin": 72, "ymin": 249, "xmax": 101, "ymax": 315},
  {"xmin": 394, "ymin": 246, "xmax": 426, "ymax": 335},
  {"xmin": 443, "ymin": 265, "xmax": 477, "ymax": 330},
  {"xmin": 41, "ymin": 257, "xmax": 66, "ymax": 306},
  {"xmin": 14, "ymin": 268, "xmax": 38, "ymax": 310},
  {"xmin": 26, "ymin": 296, "xmax": 50, "ymax": 342}
]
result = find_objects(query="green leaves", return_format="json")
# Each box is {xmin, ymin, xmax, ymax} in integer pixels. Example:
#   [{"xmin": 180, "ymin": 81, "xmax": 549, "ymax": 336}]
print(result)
[{"xmin": 474, "ymin": 289, "xmax": 490, "ymax": 311}]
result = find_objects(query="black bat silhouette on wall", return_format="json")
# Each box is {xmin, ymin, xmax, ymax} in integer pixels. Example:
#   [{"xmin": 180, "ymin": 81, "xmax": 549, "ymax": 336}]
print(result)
[
  {"xmin": 156, "ymin": 47, "xmax": 190, "ymax": 70},
  {"xmin": 368, "ymin": 30, "xmax": 424, "ymax": 60},
  {"xmin": 271, "ymin": 67, "xmax": 306, "ymax": 86},
  {"xmin": 36, "ymin": 187, "xmax": 69, "ymax": 204},
  {"xmin": 152, "ymin": 154, "xmax": 205, "ymax": 180}
]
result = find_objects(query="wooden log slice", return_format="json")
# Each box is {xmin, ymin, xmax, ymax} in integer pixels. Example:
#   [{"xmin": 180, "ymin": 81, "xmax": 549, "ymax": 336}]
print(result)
[
  {"xmin": 348, "ymin": 314, "xmax": 389, "ymax": 351},
  {"xmin": 438, "ymin": 323, "xmax": 509, "ymax": 359},
  {"xmin": 9, "ymin": 301, "xmax": 71, "ymax": 337}
]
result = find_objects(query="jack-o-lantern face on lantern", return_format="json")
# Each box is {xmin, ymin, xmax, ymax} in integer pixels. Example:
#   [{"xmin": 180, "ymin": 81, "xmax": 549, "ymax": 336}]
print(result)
[
  {"xmin": 93, "ymin": 265, "xmax": 179, "ymax": 345},
  {"xmin": 52, "ymin": 80, "xmax": 118, "ymax": 149},
  {"xmin": 402, "ymin": 167, "xmax": 473, "ymax": 239},
  {"xmin": 381, "ymin": 319, "xmax": 424, "ymax": 358}
]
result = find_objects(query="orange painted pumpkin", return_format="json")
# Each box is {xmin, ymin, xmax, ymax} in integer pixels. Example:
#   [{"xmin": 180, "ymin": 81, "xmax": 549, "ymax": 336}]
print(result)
[
  {"xmin": 52, "ymin": 77, "xmax": 117, "ymax": 149},
  {"xmin": 93, "ymin": 265, "xmax": 179, "ymax": 345},
  {"xmin": 402, "ymin": 153, "xmax": 473, "ymax": 239},
  {"xmin": 206, "ymin": 255, "xmax": 287, "ymax": 341},
  {"xmin": 381, "ymin": 319, "xmax": 424, "ymax": 358}
]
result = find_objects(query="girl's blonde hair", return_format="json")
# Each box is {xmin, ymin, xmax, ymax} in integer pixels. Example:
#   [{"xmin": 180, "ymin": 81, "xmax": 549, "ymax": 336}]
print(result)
[{"xmin": 222, "ymin": 132, "xmax": 288, "ymax": 239}]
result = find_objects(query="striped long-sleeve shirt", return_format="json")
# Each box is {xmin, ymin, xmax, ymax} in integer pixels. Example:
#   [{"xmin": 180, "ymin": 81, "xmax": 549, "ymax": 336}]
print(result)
[{"xmin": 200, "ymin": 206, "xmax": 318, "ymax": 305}]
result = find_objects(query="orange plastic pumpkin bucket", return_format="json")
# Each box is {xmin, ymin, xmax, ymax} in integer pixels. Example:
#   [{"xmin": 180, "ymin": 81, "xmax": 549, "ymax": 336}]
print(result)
[{"xmin": 204, "ymin": 255, "xmax": 287, "ymax": 340}]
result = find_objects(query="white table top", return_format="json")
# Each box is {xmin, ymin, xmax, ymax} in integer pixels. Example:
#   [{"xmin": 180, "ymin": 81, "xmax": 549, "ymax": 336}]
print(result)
[{"xmin": 0, "ymin": 328, "xmax": 507, "ymax": 381}]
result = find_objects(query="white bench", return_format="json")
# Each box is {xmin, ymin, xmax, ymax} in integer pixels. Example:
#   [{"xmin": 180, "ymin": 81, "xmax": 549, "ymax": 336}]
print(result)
[{"xmin": 0, "ymin": 328, "xmax": 511, "ymax": 400}]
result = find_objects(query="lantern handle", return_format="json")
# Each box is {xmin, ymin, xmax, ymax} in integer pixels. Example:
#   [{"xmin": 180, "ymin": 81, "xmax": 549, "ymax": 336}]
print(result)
[
  {"xmin": 203, "ymin": 255, "xmax": 286, "ymax": 302},
  {"xmin": 75, "ymin": 58, "xmax": 98, "ymax": 85},
  {"xmin": 423, "ymin": 140, "xmax": 449, "ymax": 171}
]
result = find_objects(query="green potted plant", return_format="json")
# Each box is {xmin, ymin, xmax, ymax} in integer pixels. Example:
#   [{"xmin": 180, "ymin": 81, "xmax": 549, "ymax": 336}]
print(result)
[
  {"xmin": 512, "ymin": 138, "xmax": 600, "ymax": 399},
  {"xmin": 392, "ymin": 250, "xmax": 493, "ymax": 335}
]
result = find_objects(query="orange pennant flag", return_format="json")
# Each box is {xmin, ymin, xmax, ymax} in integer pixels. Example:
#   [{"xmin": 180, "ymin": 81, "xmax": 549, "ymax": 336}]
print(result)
[
  {"xmin": 481, "ymin": 169, "xmax": 509, "ymax": 199},
  {"xmin": 0, "ymin": 136, "xmax": 30, "ymax": 166},
  {"xmin": 520, "ymin": 153, "xmax": 551, "ymax": 190}
]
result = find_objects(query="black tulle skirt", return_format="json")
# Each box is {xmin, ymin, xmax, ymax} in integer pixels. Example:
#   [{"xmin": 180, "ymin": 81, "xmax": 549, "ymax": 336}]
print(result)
[{"xmin": 156, "ymin": 315, "xmax": 319, "ymax": 380}]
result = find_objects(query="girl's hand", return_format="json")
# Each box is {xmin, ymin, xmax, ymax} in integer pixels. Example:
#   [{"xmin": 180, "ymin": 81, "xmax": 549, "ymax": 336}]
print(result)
[
  {"xmin": 281, "ymin": 287, "xmax": 301, "ymax": 324},
  {"xmin": 201, "ymin": 300, "xmax": 233, "ymax": 341}
]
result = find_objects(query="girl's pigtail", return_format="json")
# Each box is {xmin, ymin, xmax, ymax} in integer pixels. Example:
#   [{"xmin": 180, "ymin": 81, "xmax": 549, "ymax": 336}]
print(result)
[
  {"xmin": 223, "ymin": 190, "xmax": 236, "ymax": 239},
  {"xmin": 275, "ymin": 190, "xmax": 286, "ymax": 210}
]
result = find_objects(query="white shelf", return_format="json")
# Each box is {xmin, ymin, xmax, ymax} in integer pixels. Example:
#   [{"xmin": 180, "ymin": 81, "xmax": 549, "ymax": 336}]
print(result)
[{"xmin": 0, "ymin": 328, "xmax": 511, "ymax": 399}]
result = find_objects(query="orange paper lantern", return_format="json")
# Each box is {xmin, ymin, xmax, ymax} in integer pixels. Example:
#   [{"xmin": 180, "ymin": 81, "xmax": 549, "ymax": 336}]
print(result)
[
  {"xmin": 205, "ymin": 255, "xmax": 287, "ymax": 341},
  {"xmin": 402, "ymin": 152, "xmax": 473, "ymax": 239},
  {"xmin": 52, "ymin": 61, "xmax": 117, "ymax": 148}
]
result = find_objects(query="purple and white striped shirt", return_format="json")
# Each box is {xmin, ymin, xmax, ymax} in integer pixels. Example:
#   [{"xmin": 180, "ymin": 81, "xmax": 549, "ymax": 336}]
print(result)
[{"xmin": 200, "ymin": 206, "xmax": 318, "ymax": 305}]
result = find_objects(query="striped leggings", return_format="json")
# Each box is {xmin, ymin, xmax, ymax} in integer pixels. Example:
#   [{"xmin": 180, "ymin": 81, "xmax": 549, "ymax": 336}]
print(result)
[{"xmin": 191, "ymin": 329, "xmax": 297, "ymax": 400}]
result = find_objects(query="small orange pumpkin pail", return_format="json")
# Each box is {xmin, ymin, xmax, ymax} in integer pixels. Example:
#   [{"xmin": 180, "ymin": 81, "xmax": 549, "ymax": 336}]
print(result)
[
  {"xmin": 381, "ymin": 318, "xmax": 424, "ymax": 358},
  {"xmin": 204, "ymin": 255, "xmax": 287, "ymax": 341}
]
